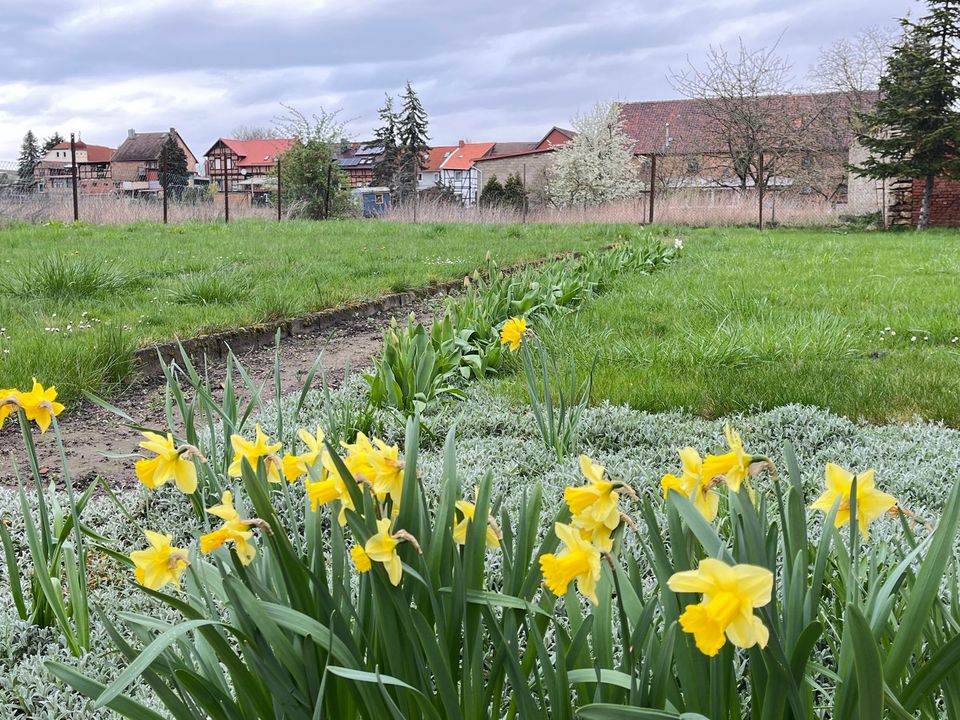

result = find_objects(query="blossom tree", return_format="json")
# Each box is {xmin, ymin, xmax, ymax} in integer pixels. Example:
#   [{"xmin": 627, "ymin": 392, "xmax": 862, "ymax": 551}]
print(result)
[{"xmin": 546, "ymin": 102, "xmax": 642, "ymax": 207}]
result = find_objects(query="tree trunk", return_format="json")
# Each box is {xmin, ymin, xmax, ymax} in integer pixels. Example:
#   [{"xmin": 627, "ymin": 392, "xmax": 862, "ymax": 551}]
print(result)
[{"xmin": 917, "ymin": 174, "xmax": 934, "ymax": 231}]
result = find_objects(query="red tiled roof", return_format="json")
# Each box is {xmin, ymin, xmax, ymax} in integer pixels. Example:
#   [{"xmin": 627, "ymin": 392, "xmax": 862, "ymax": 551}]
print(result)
[
  {"xmin": 423, "ymin": 145, "xmax": 457, "ymax": 172},
  {"xmin": 439, "ymin": 142, "xmax": 496, "ymax": 171},
  {"xmin": 50, "ymin": 141, "xmax": 114, "ymax": 163},
  {"xmin": 216, "ymin": 138, "xmax": 294, "ymax": 166},
  {"xmin": 619, "ymin": 92, "xmax": 876, "ymax": 155}
]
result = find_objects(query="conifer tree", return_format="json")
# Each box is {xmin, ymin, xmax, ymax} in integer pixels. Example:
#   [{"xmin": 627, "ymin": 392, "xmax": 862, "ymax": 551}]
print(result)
[
  {"xmin": 852, "ymin": 0, "xmax": 960, "ymax": 229},
  {"xmin": 42, "ymin": 132, "xmax": 65, "ymax": 154},
  {"xmin": 396, "ymin": 81, "xmax": 430, "ymax": 201},
  {"xmin": 158, "ymin": 135, "xmax": 190, "ymax": 197},
  {"xmin": 17, "ymin": 130, "xmax": 40, "ymax": 187},
  {"xmin": 372, "ymin": 94, "xmax": 400, "ymax": 189},
  {"xmin": 503, "ymin": 173, "xmax": 527, "ymax": 210},
  {"xmin": 480, "ymin": 175, "xmax": 505, "ymax": 207}
]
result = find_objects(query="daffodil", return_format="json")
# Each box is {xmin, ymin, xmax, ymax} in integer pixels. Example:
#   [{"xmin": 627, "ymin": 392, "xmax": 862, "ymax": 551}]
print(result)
[
  {"xmin": 668, "ymin": 558, "xmax": 773, "ymax": 657},
  {"xmin": 500, "ymin": 317, "xmax": 528, "ymax": 352},
  {"xmin": 364, "ymin": 518, "xmax": 403, "ymax": 586},
  {"xmin": 305, "ymin": 451, "xmax": 357, "ymax": 525},
  {"xmin": 342, "ymin": 433, "xmax": 404, "ymax": 503},
  {"xmin": 661, "ymin": 447, "xmax": 720, "ymax": 522},
  {"xmin": 228, "ymin": 424, "xmax": 283, "ymax": 483},
  {"xmin": 351, "ymin": 544, "xmax": 371, "ymax": 573},
  {"xmin": 130, "ymin": 530, "xmax": 190, "ymax": 591},
  {"xmin": 539, "ymin": 522, "xmax": 602, "ymax": 605},
  {"xmin": 135, "ymin": 432, "xmax": 200, "ymax": 494},
  {"xmin": 17, "ymin": 379, "xmax": 65, "ymax": 433},
  {"xmin": 701, "ymin": 423, "xmax": 752, "ymax": 492},
  {"xmin": 564, "ymin": 455, "xmax": 621, "ymax": 550},
  {"xmin": 199, "ymin": 490, "xmax": 257, "ymax": 565},
  {"xmin": 452, "ymin": 491, "xmax": 501, "ymax": 548},
  {"xmin": 810, "ymin": 464, "xmax": 897, "ymax": 538},
  {"xmin": 0, "ymin": 388, "xmax": 20, "ymax": 430},
  {"xmin": 282, "ymin": 426, "xmax": 325, "ymax": 482}
]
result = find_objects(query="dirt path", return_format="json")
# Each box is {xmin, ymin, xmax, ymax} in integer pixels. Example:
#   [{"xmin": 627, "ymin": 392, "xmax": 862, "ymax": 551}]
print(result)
[{"xmin": 0, "ymin": 297, "xmax": 442, "ymax": 488}]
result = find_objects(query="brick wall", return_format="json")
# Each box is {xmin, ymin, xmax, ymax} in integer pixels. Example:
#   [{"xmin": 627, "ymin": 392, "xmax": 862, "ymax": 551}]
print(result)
[{"xmin": 911, "ymin": 176, "xmax": 960, "ymax": 227}]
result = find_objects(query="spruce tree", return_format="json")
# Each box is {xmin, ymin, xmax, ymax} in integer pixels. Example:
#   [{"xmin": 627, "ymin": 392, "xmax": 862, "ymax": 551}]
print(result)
[
  {"xmin": 851, "ymin": 0, "xmax": 960, "ymax": 230},
  {"xmin": 396, "ymin": 81, "xmax": 430, "ymax": 201},
  {"xmin": 480, "ymin": 175, "xmax": 505, "ymax": 207},
  {"xmin": 158, "ymin": 135, "xmax": 190, "ymax": 197},
  {"xmin": 372, "ymin": 94, "xmax": 400, "ymax": 190},
  {"xmin": 42, "ymin": 132, "xmax": 65, "ymax": 154},
  {"xmin": 503, "ymin": 173, "xmax": 527, "ymax": 210},
  {"xmin": 17, "ymin": 130, "xmax": 40, "ymax": 187}
]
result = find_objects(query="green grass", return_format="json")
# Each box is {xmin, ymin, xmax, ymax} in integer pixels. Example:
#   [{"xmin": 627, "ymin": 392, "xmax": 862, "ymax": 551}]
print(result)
[
  {"xmin": 494, "ymin": 225, "xmax": 960, "ymax": 425},
  {"xmin": 0, "ymin": 219, "xmax": 633, "ymax": 402}
]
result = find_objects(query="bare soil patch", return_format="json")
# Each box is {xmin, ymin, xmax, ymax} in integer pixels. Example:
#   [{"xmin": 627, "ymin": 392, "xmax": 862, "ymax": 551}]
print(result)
[{"xmin": 0, "ymin": 296, "xmax": 442, "ymax": 488}]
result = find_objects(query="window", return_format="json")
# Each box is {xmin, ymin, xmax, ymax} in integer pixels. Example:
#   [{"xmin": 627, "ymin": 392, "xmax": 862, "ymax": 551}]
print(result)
[
  {"xmin": 417, "ymin": 173, "xmax": 422, "ymax": 181},
  {"xmin": 687, "ymin": 158, "xmax": 700, "ymax": 174},
  {"xmin": 38, "ymin": 182, "xmax": 44, "ymax": 193},
  {"xmin": 453, "ymin": 170, "xmax": 463, "ymax": 181},
  {"xmin": 214, "ymin": 158, "xmax": 222, "ymax": 170},
  {"xmin": 434, "ymin": 172, "xmax": 440, "ymax": 181},
  {"xmin": 374, "ymin": 193, "xmax": 384, "ymax": 204}
]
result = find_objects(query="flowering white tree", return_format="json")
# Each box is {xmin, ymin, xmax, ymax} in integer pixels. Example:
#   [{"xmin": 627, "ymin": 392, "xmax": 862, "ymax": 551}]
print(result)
[{"xmin": 546, "ymin": 102, "xmax": 642, "ymax": 207}]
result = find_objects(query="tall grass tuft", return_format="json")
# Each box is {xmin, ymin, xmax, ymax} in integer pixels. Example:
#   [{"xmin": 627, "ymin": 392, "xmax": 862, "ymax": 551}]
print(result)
[
  {"xmin": 1, "ymin": 255, "xmax": 139, "ymax": 301},
  {"xmin": 169, "ymin": 271, "xmax": 254, "ymax": 305}
]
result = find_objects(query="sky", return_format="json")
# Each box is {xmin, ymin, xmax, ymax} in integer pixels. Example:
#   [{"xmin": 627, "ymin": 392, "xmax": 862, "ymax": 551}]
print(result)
[{"xmin": 0, "ymin": 0, "xmax": 912, "ymax": 162}]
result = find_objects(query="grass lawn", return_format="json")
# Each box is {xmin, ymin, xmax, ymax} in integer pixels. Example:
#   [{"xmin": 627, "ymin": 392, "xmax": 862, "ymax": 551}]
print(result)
[
  {"xmin": 496, "ymin": 225, "xmax": 960, "ymax": 425},
  {"xmin": 0, "ymin": 219, "xmax": 628, "ymax": 402}
]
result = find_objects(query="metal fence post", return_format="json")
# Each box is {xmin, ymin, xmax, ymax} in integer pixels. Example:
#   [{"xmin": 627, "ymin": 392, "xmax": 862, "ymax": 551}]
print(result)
[
  {"xmin": 223, "ymin": 159, "xmax": 229, "ymax": 224},
  {"xmin": 161, "ymin": 151, "xmax": 168, "ymax": 224},
  {"xmin": 648, "ymin": 154, "xmax": 656, "ymax": 224},
  {"xmin": 758, "ymin": 151, "xmax": 765, "ymax": 231},
  {"xmin": 276, "ymin": 156, "xmax": 282, "ymax": 221},
  {"xmin": 70, "ymin": 133, "xmax": 79, "ymax": 222}
]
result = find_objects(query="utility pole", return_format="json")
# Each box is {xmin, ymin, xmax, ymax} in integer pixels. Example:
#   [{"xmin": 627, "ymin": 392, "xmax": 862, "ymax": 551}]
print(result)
[
  {"xmin": 648, "ymin": 154, "xmax": 657, "ymax": 224},
  {"xmin": 223, "ymin": 154, "xmax": 230, "ymax": 224},
  {"xmin": 69, "ymin": 133, "xmax": 79, "ymax": 222},
  {"xmin": 758, "ymin": 151, "xmax": 765, "ymax": 231},
  {"xmin": 276, "ymin": 156, "xmax": 282, "ymax": 221},
  {"xmin": 161, "ymin": 150, "xmax": 168, "ymax": 224},
  {"xmin": 323, "ymin": 161, "xmax": 332, "ymax": 219}
]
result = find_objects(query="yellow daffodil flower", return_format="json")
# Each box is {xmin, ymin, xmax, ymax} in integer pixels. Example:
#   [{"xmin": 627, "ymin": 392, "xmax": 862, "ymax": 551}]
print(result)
[
  {"xmin": 564, "ymin": 455, "xmax": 621, "ymax": 549},
  {"xmin": 135, "ymin": 432, "xmax": 199, "ymax": 494},
  {"xmin": 499, "ymin": 317, "xmax": 528, "ymax": 352},
  {"xmin": 351, "ymin": 544, "xmax": 372, "ymax": 573},
  {"xmin": 661, "ymin": 447, "xmax": 720, "ymax": 522},
  {"xmin": 282, "ymin": 426, "xmax": 325, "ymax": 482},
  {"xmin": 364, "ymin": 518, "xmax": 403, "ymax": 586},
  {"xmin": 17, "ymin": 379, "xmax": 65, "ymax": 434},
  {"xmin": 341, "ymin": 433, "xmax": 405, "ymax": 503},
  {"xmin": 199, "ymin": 490, "xmax": 257, "ymax": 565},
  {"xmin": 452, "ymin": 491, "xmax": 500, "ymax": 548},
  {"xmin": 130, "ymin": 530, "xmax": 190, "ymax": 591},
  {"xmin": 668, "ymin": 558, "xmax": 773, "ymax": 657},
  {"xmin": 701, "ymin": 423, "xmax": 752, "ymax": 492},
  {"xmin": 539, "ymin": 522, "xmax": 602, "ymax": 605},
  {"xmin": 810, "ymin": 464, "xmax": 897, "ymax": 538},
  {"xmin": 228, "ymin": 424, "xmax": 283, "ymax": 483},
  {"xmin": 0, "ymin": 388, "xmax": 21, "ymax": 430}
]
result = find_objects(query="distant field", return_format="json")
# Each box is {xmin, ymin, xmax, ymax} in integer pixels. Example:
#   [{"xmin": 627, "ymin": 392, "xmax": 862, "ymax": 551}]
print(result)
[
  {"xmin": 0, "ymin": 219, "xmax": 627, "ymax": 402},
  {"xmin": 494, "ymin": 226, "xmax": 960, "ymax": 425}
]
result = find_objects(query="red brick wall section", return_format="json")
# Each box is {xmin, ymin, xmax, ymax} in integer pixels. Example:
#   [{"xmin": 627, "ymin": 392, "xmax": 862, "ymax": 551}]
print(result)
[{"xmin": 911, "ymin": 176, "xmax": 960, "ymax": 227}]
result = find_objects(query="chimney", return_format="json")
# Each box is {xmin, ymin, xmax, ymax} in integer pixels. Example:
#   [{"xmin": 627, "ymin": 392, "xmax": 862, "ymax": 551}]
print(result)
[
  {"xmin": 458, "ymin": 139, "xmax": 465, "ymax": 148},
  {"xmin": 127, "ymin": 129, "xmax": 136, "ymax": 138},
  {"xmin": 169, "ymin": 127, "xmax": 176, "ymax": 135}
]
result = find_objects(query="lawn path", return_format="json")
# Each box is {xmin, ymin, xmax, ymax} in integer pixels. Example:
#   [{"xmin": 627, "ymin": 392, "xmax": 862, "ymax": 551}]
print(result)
[{"xmin": 0, "ymin": 297, "xmax": 439, "ymax": 487}]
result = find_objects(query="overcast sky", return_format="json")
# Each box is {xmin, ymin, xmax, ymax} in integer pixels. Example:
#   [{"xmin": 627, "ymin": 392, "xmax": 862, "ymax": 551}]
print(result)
[{"xmin": 0, "ymin": 0, "xmax": 911, "ymax": 162}]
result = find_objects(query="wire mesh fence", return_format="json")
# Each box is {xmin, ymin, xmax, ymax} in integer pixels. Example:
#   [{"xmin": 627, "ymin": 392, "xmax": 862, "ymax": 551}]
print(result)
[{"xmin": 0, "ymin": 148, "xmax": 885, "ymax": 228}]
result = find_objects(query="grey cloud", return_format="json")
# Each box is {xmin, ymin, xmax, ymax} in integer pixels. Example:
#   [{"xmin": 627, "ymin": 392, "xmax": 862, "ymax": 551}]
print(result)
[{"xmin": 0, "ymin": 0, "xmax": 912, "ymax": 158}]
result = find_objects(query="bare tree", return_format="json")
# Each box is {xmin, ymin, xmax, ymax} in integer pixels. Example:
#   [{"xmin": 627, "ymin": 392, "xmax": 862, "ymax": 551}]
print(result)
[
  {"xmin": 230, "ymin": 124, "xmax": 282, "ymax": 140},
  {"xmin": 812, "ymin": 26, "xmax": 898, "ymax": 117},
  {"xmin": 669, "ymin": 38, "xmax": 823, "ymax": 190}
]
